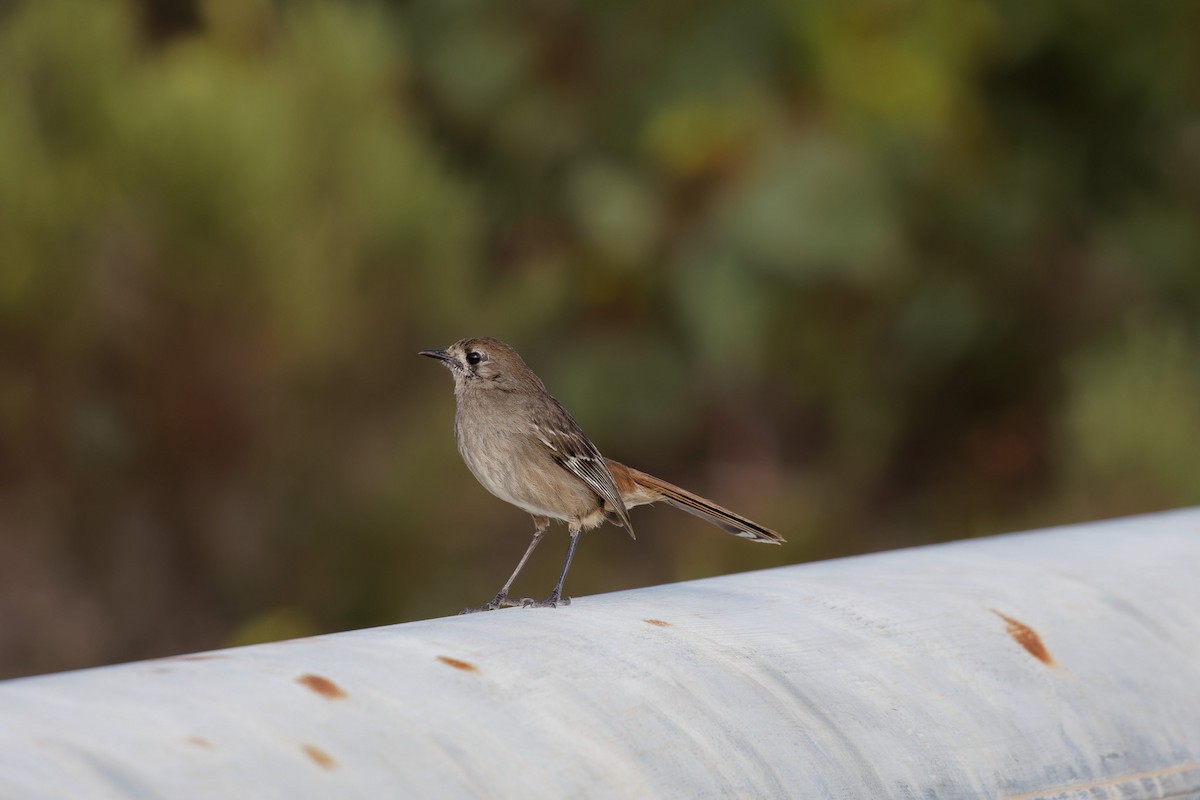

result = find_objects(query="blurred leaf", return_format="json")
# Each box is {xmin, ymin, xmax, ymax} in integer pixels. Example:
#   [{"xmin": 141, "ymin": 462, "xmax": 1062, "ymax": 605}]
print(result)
[
  {"xmin": 715, "ymin": 133, "xmax": 901, "ymax": 282},
  {"xmin": 565, "ymin": 159, "xmax": 660, "ymax": 266},
  {"xmin": 1066, "ymin": 321, "xmax": 1200, "ymax": 506}
]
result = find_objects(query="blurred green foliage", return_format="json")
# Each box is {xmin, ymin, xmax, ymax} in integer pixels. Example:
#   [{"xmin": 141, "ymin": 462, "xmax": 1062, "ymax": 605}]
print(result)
[{"xmin": 1, "ymin": 0, "xmax": 1197, "ymax": 678}]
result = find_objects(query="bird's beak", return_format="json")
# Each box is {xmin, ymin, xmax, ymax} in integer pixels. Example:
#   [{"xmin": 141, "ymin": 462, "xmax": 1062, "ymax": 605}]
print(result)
[{"xmin": 419, "ymin": 349, "xmax": 458, "ymax": 369}]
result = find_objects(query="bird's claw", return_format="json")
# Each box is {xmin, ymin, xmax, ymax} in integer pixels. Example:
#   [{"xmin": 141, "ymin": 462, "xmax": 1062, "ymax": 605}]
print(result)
[
  {"xmin": 520, "ymin": 594, "xmax": 571, "ymax": 609},
  {"xmin": 457, "ymin": 592, "xmax": 573, "ymax": 612},
  {"xmin": 457, "ymin": 593, "xmax": 523, "ymax": 614}
]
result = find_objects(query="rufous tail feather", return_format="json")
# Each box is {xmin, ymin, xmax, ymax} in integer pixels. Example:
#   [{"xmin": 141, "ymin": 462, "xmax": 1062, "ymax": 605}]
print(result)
[{"xmin": 611, "ymin": 462, "xmax": 784, "ymax": 544}]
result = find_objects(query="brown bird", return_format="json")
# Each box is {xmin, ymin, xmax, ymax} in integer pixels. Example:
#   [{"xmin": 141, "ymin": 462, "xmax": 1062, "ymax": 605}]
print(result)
[{"xmin": 421, "ymin": 337, "xmax": 784, "ymax": 613}]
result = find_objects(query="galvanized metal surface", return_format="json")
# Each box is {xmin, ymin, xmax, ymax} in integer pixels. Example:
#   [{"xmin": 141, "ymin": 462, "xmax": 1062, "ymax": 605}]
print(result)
[{"xmin": 2, "ymin": 508, "xmax": 1200, "ymax": 799}]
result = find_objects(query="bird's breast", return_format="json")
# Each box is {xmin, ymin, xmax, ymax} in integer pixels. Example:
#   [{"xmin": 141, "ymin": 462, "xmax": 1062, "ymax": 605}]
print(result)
[{"xmin": 453, "ymin": 395, "xmax": 600, "ymax": 523}]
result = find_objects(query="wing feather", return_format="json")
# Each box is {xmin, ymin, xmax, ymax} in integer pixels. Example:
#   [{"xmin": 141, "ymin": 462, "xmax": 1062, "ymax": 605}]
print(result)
[{"xmin": 531, "ymin": 400, "xmax": 634, "ymax": 537}]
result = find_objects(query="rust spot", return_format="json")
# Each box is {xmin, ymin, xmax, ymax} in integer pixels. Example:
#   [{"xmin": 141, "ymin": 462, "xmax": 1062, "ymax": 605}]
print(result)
[
  {"xmin": 643, "ymin": 619, "xmax": 671, "ymax": 627},
  {"xmin": 301, "ymin": 744, "xmax": 337, "ymax": 770},
  {"xmin": 296, "ymin": 674, "xmax": 347, "ymax": 699},
  {"xmin": 437, "ymin": 655, "xmax": 478, "ymax": 672},
  {"xmin": 186, "ymin": 736, "xmax": 214, "ymax": 749},
  {"xmin": 991, "ymin": 609, "xmax": 1055, "ymax": 666}
]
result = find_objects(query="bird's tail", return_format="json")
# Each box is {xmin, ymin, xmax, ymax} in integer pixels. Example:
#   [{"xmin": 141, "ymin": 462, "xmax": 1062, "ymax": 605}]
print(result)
[{"xmin": 606, "ymin": 460, "xmax": 785, "ymax": 544}]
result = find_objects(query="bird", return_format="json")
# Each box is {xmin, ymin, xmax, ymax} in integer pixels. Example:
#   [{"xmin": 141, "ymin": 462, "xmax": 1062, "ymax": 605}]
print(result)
[{"xmin": 420, "ymin": 337, "xmax": 784, "ymax": 613}]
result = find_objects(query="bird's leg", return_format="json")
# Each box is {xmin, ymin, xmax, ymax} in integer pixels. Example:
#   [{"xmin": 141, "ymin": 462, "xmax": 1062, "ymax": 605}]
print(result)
[
  {"xmin": 523, "ymin": 524, "xmax": 580, "ymax": 609},
  {"xmin": 459, "ymin": 516, "xmax": 549, "ymax": 614}
]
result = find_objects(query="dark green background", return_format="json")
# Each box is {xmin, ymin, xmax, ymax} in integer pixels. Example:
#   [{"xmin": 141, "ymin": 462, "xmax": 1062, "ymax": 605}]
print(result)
[{"xmin": 2, "ymin": 0, "xmax": 1197, "ymax": 679}]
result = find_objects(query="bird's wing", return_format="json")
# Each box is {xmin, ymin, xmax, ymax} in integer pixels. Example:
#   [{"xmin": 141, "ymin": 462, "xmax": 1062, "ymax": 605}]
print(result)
[{"xmin": 531, "ymin": 399, "xmax": 635, "ymax": 538}]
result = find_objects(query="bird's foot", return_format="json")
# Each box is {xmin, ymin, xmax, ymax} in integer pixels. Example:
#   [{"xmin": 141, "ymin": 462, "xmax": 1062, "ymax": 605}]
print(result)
[
  {"xmin": 520, "ymin": 593, "xmax": 571, "ymax": 609},
  {"xmin": 458, "ymin": 592, "xmax": 523, "ymax": 614}
]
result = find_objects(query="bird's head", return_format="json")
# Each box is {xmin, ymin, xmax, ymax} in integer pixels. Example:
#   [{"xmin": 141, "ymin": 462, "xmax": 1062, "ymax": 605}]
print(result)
[{"xmin": 419, "ymin": 337, "xmax": 544, "ymax": 393}]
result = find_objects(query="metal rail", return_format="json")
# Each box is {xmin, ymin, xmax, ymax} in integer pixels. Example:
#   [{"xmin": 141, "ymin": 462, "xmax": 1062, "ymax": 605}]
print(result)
[{"xmin": 2, "ymin": 508, "xmax": 1199, "ymax": 799}]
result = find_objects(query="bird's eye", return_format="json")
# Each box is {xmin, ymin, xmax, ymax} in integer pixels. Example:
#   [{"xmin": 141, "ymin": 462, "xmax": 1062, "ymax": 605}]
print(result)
[{"xmin": 466, "ymin": 351, "xmax": 483, "ymax": 365}]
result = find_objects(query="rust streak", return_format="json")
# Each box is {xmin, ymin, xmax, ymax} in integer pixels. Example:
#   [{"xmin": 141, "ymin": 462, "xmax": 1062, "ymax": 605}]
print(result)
[
  {"xmin": 186, "ymin": 736, "xmax": 214, "ymax": 749},
  {"xmin": 296, "ymin": 674, "xmax": 348, "ymax": 699},
  {"xmin": 302, "ymin": 744, "xmax": 337, "ymax": 770},
  {"xmin": 437, "ymin": 655, "xmax": 478, "ymax": 672},
  {"xmin": 991, "ymin": 609, "xmax": 1055, "ymax": 666},
  {"xmin": 643, "ymin": 619, "xmax": 671, "ymax": 627}
]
